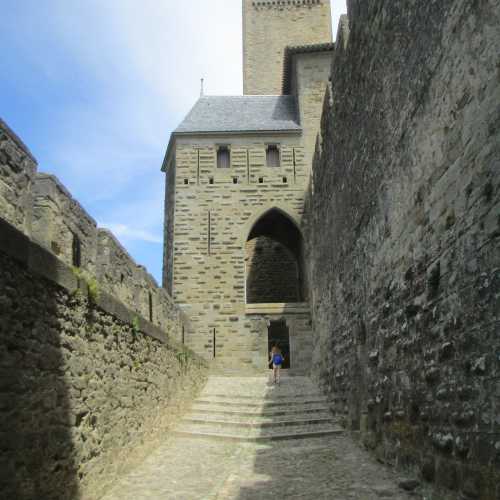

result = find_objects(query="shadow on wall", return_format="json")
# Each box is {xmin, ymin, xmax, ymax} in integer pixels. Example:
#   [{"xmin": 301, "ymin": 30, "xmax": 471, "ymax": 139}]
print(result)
[
  {"xmin": 0, "ymin": 221, "xmax": 79, "ymax": 500},
  {"xmin": 245, "ymin": 208, "xmax": 305, "ymax": 304}
]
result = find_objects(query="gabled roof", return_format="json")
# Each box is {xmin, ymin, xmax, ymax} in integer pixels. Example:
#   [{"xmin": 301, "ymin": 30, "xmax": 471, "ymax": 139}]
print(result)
[
  {"xmin": 175, "ymin": 95, "xmax": 301, "ymax": 134},
  {"xmin": 282, "ymin": 43, "xmax": 335, "ymax": 94}
]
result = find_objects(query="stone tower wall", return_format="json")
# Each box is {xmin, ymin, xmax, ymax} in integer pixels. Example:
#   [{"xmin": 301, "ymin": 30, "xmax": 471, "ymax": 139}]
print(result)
[
  {"xmin": 170, "ymin": 136, "xmax": 313, "ymax": 372},
  {"xmin": 306, "ymin": 1, "xmax": 500, "ymax": 498},
  {"xmin": 243, "ymin": 0, "xmax": 332, "ymax": 95}
]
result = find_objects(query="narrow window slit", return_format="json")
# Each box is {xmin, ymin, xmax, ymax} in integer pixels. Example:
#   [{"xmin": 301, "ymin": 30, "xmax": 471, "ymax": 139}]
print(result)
[
  {"xmin": 72, "ymin": 234, "xmax": 81, "ymax": 268},
  {"xmin": 208, "ymin": 210, "xmax": 211, "ymax": 255},
  {"xmin": 148, "ymin": 292, "xmax": 153, "ymax": 322}
]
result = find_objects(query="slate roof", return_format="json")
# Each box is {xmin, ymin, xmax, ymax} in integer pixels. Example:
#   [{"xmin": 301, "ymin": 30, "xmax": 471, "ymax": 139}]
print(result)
[{"xmin": 174, "ymin": 95, "xmax": 301, "ymax": 134}]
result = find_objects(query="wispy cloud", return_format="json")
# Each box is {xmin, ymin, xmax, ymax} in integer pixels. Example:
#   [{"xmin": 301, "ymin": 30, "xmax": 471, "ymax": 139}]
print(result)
[{"xmin": 99, "ymin": 223, "xmax": 162, "ymax": 244}]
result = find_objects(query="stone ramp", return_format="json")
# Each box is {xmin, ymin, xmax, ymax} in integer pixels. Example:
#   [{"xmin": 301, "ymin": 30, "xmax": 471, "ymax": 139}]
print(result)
[{"xmin": 174, "ymin": 375, "xmax": 343, "ymax": 442}]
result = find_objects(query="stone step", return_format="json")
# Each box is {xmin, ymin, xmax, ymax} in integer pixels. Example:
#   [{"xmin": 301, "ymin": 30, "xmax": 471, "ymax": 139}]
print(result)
[
  {"xmin": 190, "ymin": 403, "xmax": 330, "ymax": 416},
  {"xmin": 201, "ymin": 392, "xmax": 327, "ymax": 401},
  {"xmin": 174, "ymin": 422, "xmax": 343, "ymax": 442},
  {"xmin": 194, "ymin": 397, "xmax": 328, "ymax": 408},
  {"xmin": 183, "ymin": 413, "xmax": 333, "ymax": 428}
]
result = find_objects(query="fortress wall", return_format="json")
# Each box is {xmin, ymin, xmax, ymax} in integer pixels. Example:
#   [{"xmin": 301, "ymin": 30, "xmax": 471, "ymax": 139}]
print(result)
[
  {"xmin": 0, "ymin": 118, "xmax": 37, "ymax": 234},
  {"xmin": 0, "ymin": 120, "xmax": 206, "ymax": 499},
  {"xmin": 32, "ymin": 173, "xmax": 99, "ymax": 274},
  {"xmin": 0, "ymin": 217, "xmax": 207, "ymax": 500},
  {"xmin": 306, "ymin": 1, "xmax": 500, "ymax": 498},
  {"xmin": 0, "ymin": 120, "xmax": 180, "ymax": 337}
]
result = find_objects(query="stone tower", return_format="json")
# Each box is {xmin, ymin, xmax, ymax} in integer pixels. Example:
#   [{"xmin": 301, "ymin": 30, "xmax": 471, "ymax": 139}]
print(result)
[
  {"xmin": 162, "ymin": 0, "xmax": 333, "ymax": 372},
  {"xmin": 243, "ymin": 0, "xmax": 333, "ymax": 95}
]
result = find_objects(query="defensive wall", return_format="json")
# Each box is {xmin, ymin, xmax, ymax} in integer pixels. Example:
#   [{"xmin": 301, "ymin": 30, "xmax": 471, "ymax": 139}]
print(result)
[
  {"xmin": 306, "ymin": 1, "xmax": 500, "ymax": 499},
  {"xmin": 0, "ymin": 119, "xmax": 208, "ymax": 500}
]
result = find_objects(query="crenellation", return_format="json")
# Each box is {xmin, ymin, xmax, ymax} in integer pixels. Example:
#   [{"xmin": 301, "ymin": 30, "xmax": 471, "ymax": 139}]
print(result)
[{"xmin": 32, "ymin": 173, "xmax": 99, "ymax": 274}]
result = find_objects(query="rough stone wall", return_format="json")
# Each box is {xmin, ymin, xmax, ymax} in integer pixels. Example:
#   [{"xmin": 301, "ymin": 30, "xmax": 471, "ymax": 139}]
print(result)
[
  {"xmin": 32, "ymin": 173, "xmax": 99, "ymax": 274},
  {"xmin": 168, "ymin": 135, "xmax": 311, "ymax": 371},
  {"xmin": 97, "ymin": 229, "xmax": 185, "ymax": 342},
  {"xmin": 0, "ymin": 217, "xmax": 207, "ymax": 500},
  {"xmin": 245, "ymin": 236, "xmax": 300, "ymax": 303},
  {"xmin": 306, "ymin": 1, "xmax": 500, "ymax": 498},
  {"xmin": 0, "ymin": 118, "xmax": 37, "ymax": 235},
  {"xmin": 243, "ymin": 0, "xmax": 332, "ymax": 95}
]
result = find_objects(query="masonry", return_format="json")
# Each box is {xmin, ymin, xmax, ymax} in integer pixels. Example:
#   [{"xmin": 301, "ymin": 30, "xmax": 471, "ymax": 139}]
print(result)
[
  {"xmin": 0, "ymin": 119, "xmax": 208, "ymax": 499},
  {"xmin": 305, "ymin": 1, "xmax": 500, "ymax": 499},
  {"xmin": 163, "ymin": 0, "xmax": 335, "ymax": 373}
]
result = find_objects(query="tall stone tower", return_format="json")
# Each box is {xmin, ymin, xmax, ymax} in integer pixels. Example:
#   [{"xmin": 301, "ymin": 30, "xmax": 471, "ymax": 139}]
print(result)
[
  {"xmin": 162, "ymin": 0, "xmax": 333, "ymax": 373},
  {"xmin": 243, "ymin": 0, "xmax": 332, "ymax": 95}
]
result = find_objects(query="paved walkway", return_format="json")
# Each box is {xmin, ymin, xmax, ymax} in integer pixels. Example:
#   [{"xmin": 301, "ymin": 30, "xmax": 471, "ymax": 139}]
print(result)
[{"xmin": 101, "ymin": 376, "xmax": 420, "ymax": 500}]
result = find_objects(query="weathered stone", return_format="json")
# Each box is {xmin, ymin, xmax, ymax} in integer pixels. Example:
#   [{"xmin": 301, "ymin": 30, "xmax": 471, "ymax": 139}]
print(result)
[{"xmin": 398, "ymin": 479, "xmax": 420, "ymax": 491}]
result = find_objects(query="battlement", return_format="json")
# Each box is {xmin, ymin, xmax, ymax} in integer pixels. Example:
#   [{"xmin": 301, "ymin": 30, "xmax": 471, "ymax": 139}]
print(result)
[
  {"xmin": 251, "ymin": 0, "xmax": 325, "ymax": 9},
  {"xmin": 0, "ymin": 118, "xmax": 185, "ymax": 343}
]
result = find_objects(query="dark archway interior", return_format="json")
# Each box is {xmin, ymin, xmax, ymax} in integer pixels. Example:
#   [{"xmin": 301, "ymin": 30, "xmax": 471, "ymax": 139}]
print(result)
[{"xmin": 246, "ymin": 209, "xmax": 306, "ymax": 303}]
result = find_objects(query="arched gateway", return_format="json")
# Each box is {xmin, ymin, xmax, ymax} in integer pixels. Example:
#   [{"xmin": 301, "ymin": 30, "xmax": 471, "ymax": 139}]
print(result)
[{"xmin": 245, "ymin": 208, "xmax": 305, "ymax": 304}]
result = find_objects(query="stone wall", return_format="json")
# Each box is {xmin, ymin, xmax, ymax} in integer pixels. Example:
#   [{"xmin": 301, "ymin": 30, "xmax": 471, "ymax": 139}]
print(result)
[
  {"xmin": 306, "ymin": 1, "xmax": 500, "ymax": 498},
  {"xmin": 0, "ymin": 118, "xmax": 207, "ymax": 499},
  {"xmin": 0, "ymin": 118, "xmax": 37, "ymax": 234},
  {"xmin": 243, "ymin": 0, "xmax": 332, "ymax": 95},
  {"xmin": 245, "ymin": 236, "xmax": 300, "ymax": 303},
  {"xmin": 287, "ymin": 50, "xmax": 334, "ymax": 170},
  {"xmin": 32, "ymin": 173, "xmax": 99, "ymax": 274},
  {"xmin": 0, "ymin": 217, "xmax": 207, "ymax": 500}
]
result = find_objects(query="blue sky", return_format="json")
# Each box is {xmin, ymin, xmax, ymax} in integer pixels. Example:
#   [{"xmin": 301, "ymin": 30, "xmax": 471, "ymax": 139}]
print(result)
[{"xmin": 1, "ymin": 0, "xmax": 347, "ymax": 285}]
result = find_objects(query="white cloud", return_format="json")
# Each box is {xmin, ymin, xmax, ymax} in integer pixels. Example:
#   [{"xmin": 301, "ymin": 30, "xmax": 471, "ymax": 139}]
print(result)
[{"xmin": 99, "ymin": 223, "xmax": 162, "ymax": 244}]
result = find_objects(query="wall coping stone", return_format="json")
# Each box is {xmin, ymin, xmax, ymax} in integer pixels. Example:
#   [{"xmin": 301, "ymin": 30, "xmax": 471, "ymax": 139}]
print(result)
[{"xmin": 97, "ymin": 228, "xmax": 160, "ymax": 288}]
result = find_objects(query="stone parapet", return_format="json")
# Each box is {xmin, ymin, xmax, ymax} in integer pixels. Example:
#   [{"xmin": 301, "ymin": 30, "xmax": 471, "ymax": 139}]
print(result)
[
  {"xmin": 32, "ymin": 173, "xmax": 99, "ymax": 273},
  {"xmin": 0, "ymin": 118, "xmax": 37, "ymax": 234},
  {"xmin": 0, "ymin": 215, "xmax": 208, "ymax": 500}
]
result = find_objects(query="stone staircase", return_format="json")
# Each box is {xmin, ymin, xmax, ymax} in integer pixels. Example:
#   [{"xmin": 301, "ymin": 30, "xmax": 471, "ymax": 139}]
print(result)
[{"xmin": 175, "ymin": 374, "xmax": 343, "ymax": 441}]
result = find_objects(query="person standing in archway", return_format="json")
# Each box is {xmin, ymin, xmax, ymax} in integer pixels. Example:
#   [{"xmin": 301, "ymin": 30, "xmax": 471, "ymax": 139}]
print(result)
[{"xmin": 270, "ymin": 345, "xmax": 284, "ymax": 385}]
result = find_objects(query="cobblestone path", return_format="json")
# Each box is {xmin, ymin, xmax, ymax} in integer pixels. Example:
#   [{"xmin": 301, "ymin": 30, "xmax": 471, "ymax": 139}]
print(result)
[{"xmin": 101, "ymin": 376, "xmax": 420, "ymax": 500}]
